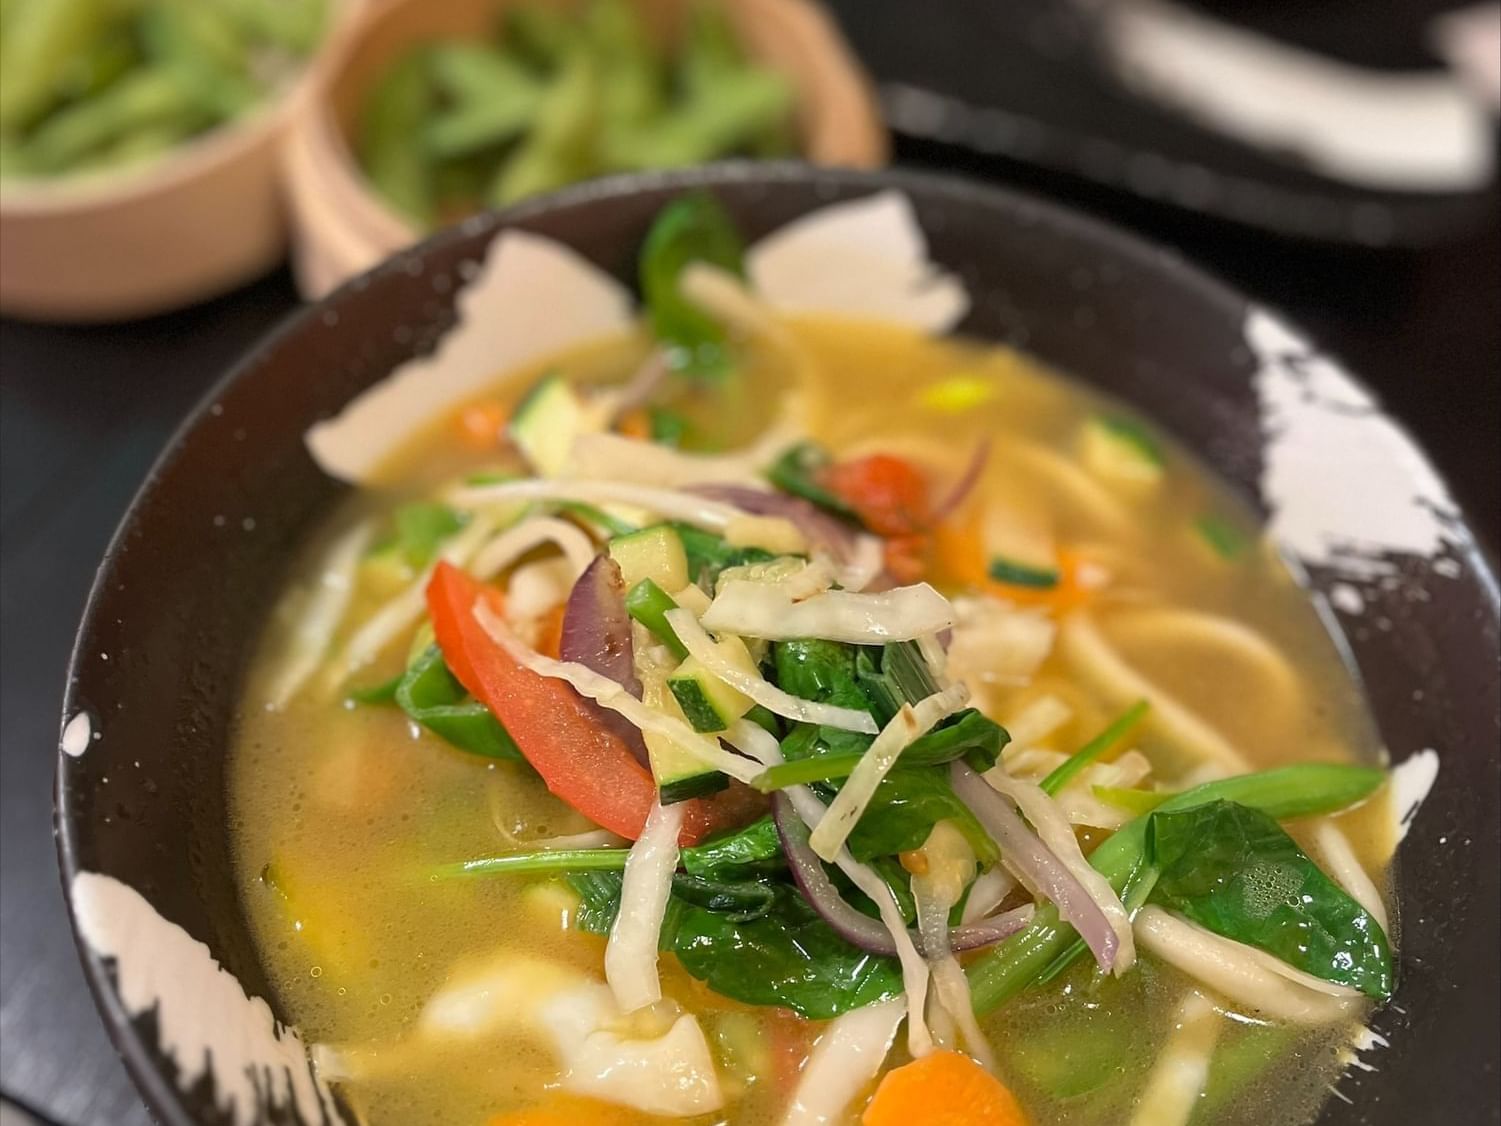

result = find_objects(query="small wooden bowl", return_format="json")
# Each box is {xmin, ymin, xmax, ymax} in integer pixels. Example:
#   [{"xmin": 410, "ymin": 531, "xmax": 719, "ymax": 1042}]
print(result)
[{"xmin": 283, "ymin": 0, "xmax": 888, "ymax": 297}]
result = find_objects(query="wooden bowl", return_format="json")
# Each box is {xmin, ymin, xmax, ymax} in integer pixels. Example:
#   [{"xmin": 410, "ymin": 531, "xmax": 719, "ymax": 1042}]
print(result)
[{"xmin": 283, "ymin": 0, "xmax": 888, "ymax": 297}]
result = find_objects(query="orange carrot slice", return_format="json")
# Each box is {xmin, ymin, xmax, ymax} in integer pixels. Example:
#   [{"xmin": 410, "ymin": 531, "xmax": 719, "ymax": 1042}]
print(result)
[{"xmin": 863, "ymin": 1051, "xmax": 1029, "ymax": 1126}]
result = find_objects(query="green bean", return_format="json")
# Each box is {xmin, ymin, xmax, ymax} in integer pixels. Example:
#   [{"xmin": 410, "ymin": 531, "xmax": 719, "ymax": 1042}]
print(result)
[
  {"xmin": 966, "ymin": 763, "xmax": 1387, "ymax": 1014},
  {"xmin": 502, "ymin": 4, "xmax": 573, "ymax": 72},
  {"xmin": 358, "ymin": 50, "xmax": 436, "ymax": 225},
  {"xmin": 0, "ymin": 0, "xmax": 120, "ymax": 130}
]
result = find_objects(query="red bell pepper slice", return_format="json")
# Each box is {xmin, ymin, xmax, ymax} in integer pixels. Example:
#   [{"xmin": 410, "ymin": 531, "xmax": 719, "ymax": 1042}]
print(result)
[
  {"xmin": 820, "ymin": 454, "xmax": 931, "ymax": 537},
  {"xmin": 425, "ymin": 562, "xmax": 753, "ymax": 845}
]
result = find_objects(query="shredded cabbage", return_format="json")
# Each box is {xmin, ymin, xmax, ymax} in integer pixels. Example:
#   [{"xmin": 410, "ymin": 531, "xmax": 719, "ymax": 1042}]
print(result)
[
  {"xmin": 606, "ymin": 801, "xmax": 684, "ymax": 1013},
  {"xmin": 470, "ymin": 516, "xmax": 596, "ymax": 582},
  {"xmin": 808, "ymin": 685, "xmax": 970, "ymax": 861},
  {"xmin": 781, "ymin": 998, "xmax": 905, "ymax": 1126},
  {"xmin": 702, "ymin": 581, "xmax": 954, "ymax": 643}
]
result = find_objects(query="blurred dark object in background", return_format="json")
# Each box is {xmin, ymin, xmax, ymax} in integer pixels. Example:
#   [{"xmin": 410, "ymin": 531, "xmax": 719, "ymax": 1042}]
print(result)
[{"xmin": 841, "ymin": 0, "xmax": 1500, "ymax": 245}]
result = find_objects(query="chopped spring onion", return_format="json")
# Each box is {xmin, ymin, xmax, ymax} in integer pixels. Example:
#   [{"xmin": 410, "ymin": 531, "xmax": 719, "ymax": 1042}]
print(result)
[
  {"xmin": 472, "ymin": 600, "xmax": 762, "ymax": 785},
  {"xmin": 451, "ymin": 478, "xmax": 744, "ymax": 532},
  {"xmin": 431, "ymin": 848, "xmax": 627, "ymax": 880},
  {"xmin": 701, "ymin": 581, "xmax": 955, "ymax": 644},
  {"xmin": 1081, "ymin": 415, "xmax": 1166, "ymax": 487},
  {"xmin": 809, "ymin": 684, "xmax": 971, "ymax": 861},
  {"xmin": 606, "ymin": 800, "xmax": 684, "ymax": 1013},
  {"xmin": 625, "ymin": 579, "xmax": 690, "ymax": 659},
  {"xmin": 987, "ymin": 556, "xmax": 1061, "ymax": 589},
  {"xmin": 750, "ymin": 752, "xmax": 864, "ymax": 792},
  {"xmin": 1195, "ymin": 513, "xmax": 1248, "ymax": 560},
  {"xmin": 1040, "ymin": 699, "xmax": 1150, "ymax": 795},
  {"xmin": 665, "ymin": 608, "xmax": 879, "ymax": 734},
  {"xmin": 782, "ymin": 998, "xmax": 905, "ymax": 1126},
  {"xmin": 1093, "ymin": 785, "xmax": 1171, "ymax": 814}
]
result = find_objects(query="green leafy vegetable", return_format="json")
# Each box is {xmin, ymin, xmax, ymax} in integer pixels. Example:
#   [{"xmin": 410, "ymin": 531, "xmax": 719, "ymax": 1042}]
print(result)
[
  {"xmin": 1041, "ymin": 699, "xmax": 1149, "ymax": 795},
  {"xmin": 966, "ymin": 763, "xmax": 1389, "ymax": 1014},
  {"xmin": 843, "ymin": 766, "xmax": 997, "ymax": 865},
  {"xmin": 1095, "ymin": 414, "xmax": 1164, "ymax": 466},
  {"xmin": 673, "ymin": 885, "xmax": 902, "ymax": 1018},
  {"xmin": 767, "ymin": 442, "xmax": 859, "ymax": 520},
  {"xmin": 648, "ymin": 407, "xmax": 690, "ymax": 447},
  {"xmin": 434, "ymin": 848, "xmax": 627, "ymax": 880},
  {"xmin": 358, "ymin": 49, "xmax": 436, "ymax": 224},
  {"xmin": 397, "ymin": 645, "xmax": 521, "ymax": 760},
  {"xmin": 1148, "ymin": 800, "xmax": 1393, "ymax": 997},
  {"xmin": 392, "ymin": 502, "xmax": 467, "ymax": 568},
  {"xmin": 640, "ymin": 190, "xmax": 746, "ymax": 378},
  {"xmin": 679, "ymin": 816, "xmax": 785, "ymax": 879},
  {"xmin": 854, "ymin": 641, "xmax": 940, "ymax": 724}
]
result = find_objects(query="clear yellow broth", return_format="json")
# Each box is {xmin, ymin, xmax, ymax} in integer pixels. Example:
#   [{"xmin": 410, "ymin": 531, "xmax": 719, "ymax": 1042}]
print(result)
[{"xmin": 230, "ymin": 318, "xmax": 1390, "ymax": 1126}]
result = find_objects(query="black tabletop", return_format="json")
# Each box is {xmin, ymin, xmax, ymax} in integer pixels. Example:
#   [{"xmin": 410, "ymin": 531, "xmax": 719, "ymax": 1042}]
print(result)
[{"xmin": 1, "ymin": 163, "xmax": 1497, "ymax": 1124}]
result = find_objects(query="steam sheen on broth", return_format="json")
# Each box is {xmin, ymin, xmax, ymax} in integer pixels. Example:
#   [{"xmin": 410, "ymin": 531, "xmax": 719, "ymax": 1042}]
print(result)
[{"xmin": 231, "ymin": 315, "xmax": 1393, "ymax": 1126}]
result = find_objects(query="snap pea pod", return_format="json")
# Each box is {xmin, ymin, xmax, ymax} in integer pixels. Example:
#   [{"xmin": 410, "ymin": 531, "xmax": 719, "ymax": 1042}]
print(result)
[
  {"xmin": 210, "ymin": 0, "xmax": 326, "ymax": 55},
  {"xmin": 21, "ymin": 68, "xmax": 203, "ymax": 174},
  {"xmin": 966, "ymin": 763, "xmax": 1387, "ymax": 1014},
  {"xmin": 423, "ymin": 43, "xmax": 542, "ymax": 160},
  {"xmin": 358, "ymin": 50, "xmax": 437, "ymax": 225},
  {"xmin": 139, "ymin": 1, "xmax": 260, "ymax": 120},
  {"xmin": 605, "ymin": 68, "xmax": 790, "ymax": 171},
  {"xmin": 0, "ymin": 0, "xmax": 120, "ymax": 130},
  {"xmin": 487, "ymin": 47, "xmax": 600, "ymax": 206}
]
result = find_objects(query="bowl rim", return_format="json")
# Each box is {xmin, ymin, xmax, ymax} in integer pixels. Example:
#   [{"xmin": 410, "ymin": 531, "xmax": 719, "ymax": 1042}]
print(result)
[{"xmin": 54, "ymin": 160, "xmax": 1501, "ymax": 1126}]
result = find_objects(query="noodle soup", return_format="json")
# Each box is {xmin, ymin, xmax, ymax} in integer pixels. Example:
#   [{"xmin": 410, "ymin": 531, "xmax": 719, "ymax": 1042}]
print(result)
[{"xmin": 230, "ymin": 196, "xmax": 1394, "ymax": 1126}]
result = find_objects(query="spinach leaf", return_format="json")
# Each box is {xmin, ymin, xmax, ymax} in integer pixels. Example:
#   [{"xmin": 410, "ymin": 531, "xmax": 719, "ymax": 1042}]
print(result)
[
  {"xmin": 845, "ymin": 766, "xmax": 997, "ymax": 866},
  {"xmin": 904, "ymin": 709, "xmax": 1007, "ymax": 771},
  {"xmin": 680, "ymin": 816, "xmax": 785, "ymax": 879},
  {"xmin": 1148, "ymin": 800, "xmax": 1393, "ymax": 998},
  {"xmin": 397, "ymin": 645, "xmax": 521, "ymax": 761},
  {"xmin": 767, "ymin": 442, "xmax": 859, "ymax": 520},
  {"xmin": 673, "ymin": 885, "xmax": 902, "ymax": 1018},
  {"xmin": 640, "ymin": 191, "xmax": 745, "ymax": 379},
  {"xmin": 566, "ymin": 869, "xmax": 775, "ymax": 930}
]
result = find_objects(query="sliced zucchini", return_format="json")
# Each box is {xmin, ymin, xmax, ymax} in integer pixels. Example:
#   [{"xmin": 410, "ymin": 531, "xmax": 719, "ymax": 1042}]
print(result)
[
  {"xmin": 509, "ymin": 373, "xmax": 597, "ymax": 476},
  {"xmin": 641, "ymin": 666, "xmax": 726, "ymax": 802},
  {"xmin": 1081, "ymin": 415, "xmax": 1165, "ymax": 488},
  {"xmin": 609, "ymin": 524, "xmax": 689, "ymax": 593},
  {"xmin": 667, "ymin": 632, "xmax": 759, "ymax": 733}
]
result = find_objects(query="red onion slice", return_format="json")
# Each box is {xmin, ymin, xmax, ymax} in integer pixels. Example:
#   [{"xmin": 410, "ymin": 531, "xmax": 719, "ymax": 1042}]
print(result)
[
  {"xmin": 950, "ymin": 763, "xmax": 1120, "ymax": 971},
  {"xmin": 560, "ymin": 555, "xmax": 649, "ymax": 765},
  {"xmin": 771, "ymin": 794, "xmax": 1032, "ymax": 957},
  {"xmin": 690, "ymin": 484, "xmax": 859, "ymax": 561},
  {"xmin": 930, "ymin": 440, "xmax": 992, "ymax": 522}
]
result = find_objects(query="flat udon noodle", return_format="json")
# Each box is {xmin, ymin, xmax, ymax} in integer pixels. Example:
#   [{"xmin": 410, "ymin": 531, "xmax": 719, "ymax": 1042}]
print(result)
[{"xmin": 1060, "ymin": 610, "xmax": 1252, "ymax": 773}]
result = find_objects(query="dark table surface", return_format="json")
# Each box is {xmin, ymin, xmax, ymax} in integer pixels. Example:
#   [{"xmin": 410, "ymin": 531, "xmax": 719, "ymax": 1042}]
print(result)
[{"xmin": 1, "ymin": 157, "xmax": 1498, "ymax": 1124}]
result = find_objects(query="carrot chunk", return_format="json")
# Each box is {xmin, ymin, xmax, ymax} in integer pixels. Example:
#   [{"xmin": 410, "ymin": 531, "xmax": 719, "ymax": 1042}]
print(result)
[{"xmin": 863, "ymin": 1051, "xmax": 1029, "ymax": 1126}]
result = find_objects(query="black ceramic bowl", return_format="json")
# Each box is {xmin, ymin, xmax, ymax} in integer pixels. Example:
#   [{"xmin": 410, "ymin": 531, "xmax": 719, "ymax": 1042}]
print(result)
[{"xmin": 56, "ymin": 164, "xmax": 1501, "ymax": 1126}]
